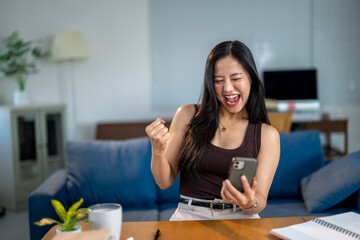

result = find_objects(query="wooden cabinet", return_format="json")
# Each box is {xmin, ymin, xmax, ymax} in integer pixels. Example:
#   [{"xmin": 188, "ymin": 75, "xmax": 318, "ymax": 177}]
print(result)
[
  {"xmin": 0, "ymin": 104, "xmax": 66, "ymax": 211},
  {"xmin": 292, "ymin": 119, "xmax": 348, "ymax": 159}
]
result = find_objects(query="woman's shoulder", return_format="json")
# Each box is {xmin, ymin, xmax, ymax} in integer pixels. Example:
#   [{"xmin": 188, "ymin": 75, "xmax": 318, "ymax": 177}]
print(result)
[
  {"xmin": 261, "ymin": 123, "xmax": 280, "ymax": 142},
  {"xmin": 175, "ymin": 104, "xmax": 198, "ymax": 118},
  {"xmin": 172, "ymin": 104, "xmax": 198, "ymax": 125}
]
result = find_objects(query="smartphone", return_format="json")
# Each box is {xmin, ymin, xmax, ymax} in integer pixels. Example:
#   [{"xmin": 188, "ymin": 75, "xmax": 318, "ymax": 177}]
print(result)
[{"xmin": 227, "ymin": 157, "xmax": 258, "ymax": 192}]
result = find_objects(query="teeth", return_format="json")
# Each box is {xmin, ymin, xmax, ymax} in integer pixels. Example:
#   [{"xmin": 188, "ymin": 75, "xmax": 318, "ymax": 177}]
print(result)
[{"xmin": 225, "ymin": 95, "xmax": 238, "ymax": 99}]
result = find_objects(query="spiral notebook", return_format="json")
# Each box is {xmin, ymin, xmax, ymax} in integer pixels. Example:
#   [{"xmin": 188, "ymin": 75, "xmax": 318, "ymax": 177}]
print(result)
[{"xmin": 270, "ymin": 212, "xmax": 360, "ymax": 240}]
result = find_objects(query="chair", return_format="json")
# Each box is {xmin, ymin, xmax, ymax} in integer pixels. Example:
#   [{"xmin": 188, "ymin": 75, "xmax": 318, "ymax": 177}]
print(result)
[{"xmin": 268, "ymin": 112, "xmax": 293, "ymax": 132}]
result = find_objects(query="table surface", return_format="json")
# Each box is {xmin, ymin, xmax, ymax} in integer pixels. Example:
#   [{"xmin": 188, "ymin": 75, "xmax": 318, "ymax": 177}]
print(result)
[{"xmin": 42, "ymin": 216, "xmax": 316, "ymax": 240}]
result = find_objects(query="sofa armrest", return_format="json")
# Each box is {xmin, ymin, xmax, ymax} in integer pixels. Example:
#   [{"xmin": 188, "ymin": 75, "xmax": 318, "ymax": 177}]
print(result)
[{"xmin": 28, "ymin": 169, "xmax": 69, "ymax": 240}]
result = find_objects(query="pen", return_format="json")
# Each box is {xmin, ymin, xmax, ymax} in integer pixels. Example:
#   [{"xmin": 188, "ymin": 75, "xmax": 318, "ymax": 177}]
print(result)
[{"xmin": 153, "ymin": 229, "xmax": 161, "ymax": 240}]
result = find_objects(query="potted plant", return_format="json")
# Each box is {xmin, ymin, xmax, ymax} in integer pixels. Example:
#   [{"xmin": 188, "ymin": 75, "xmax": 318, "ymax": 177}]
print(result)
[
  {"xmin": 34, "ymin": 198, "xmax": 89, "ymax": 234},
  {"xmin": 0, "ymin": 31, "xmax": 48, "ymax": 105}
]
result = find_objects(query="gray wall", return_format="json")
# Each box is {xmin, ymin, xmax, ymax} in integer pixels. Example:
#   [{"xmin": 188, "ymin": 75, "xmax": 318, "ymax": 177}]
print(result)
[
  {"xmin": 151, "ymin": 0, "xmax": 360, "ymax": 108},
  {"xmin": 151, "ymin": 0, "xmax": 312, "ymax": 108},
  {"xmin": 314, "ymin": 0, "xmax": 360, "ymax": 105},
  {"xmin": 150, "ymin": 0, "xmax": 360, "ymax": 152},
  {"xmin": 0, "ymin": 0, "xmax": 359, "ymax": 152}
]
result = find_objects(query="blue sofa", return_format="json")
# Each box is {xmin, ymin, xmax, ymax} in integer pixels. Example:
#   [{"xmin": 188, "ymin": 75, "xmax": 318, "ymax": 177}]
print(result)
[{"xmin": 28, "ymin": 130, "xmax": 360, "ymax": 240}]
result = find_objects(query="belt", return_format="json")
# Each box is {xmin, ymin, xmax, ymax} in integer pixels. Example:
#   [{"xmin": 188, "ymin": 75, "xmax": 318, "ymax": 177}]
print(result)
[{"xmin": 180, "ymin": 198, "xmax": 234, "ymax": 210}]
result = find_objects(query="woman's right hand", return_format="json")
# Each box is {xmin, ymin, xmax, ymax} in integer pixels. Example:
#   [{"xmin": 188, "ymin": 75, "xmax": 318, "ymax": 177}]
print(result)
[{"xmin": 145, "ymin": 118, "xmax": 170, "ymax": 153}]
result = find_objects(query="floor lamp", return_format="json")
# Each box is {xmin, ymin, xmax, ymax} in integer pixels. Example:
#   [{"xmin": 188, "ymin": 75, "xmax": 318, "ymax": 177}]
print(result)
[{"xmin": 51, "ymin": 31, "xmax": 89, "ymax": 140}]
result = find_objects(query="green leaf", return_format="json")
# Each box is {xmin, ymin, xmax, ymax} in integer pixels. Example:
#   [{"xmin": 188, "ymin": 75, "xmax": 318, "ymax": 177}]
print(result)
[
  {"xmin": 64, "ymin": 198, "xmax": 85, "ymax": 229},
  {"xmin": 34, "ymin": 218, "xmax": 62, "ymax": 226},
  {"xmin": 75, "ymin": 219, "xmax": 88, "ymax": 224},
  {"xmin": 65, "ymin": 214, "xmax": 79, "ymax": 231},
  {"xmin": 64, "ymin": 222, "xmax": 75, "ymax": 231},
  {"xmin": 0, "ymin": 31, "xmax": 48, "ymax": 83},
  {"xmin": 33, "ymin": 198, "xmax": 88, "ymax": 232},
  {"xmin": 4, "ymin": 31, "xmax": 19, "ymax": 46},
  {"xmin": 69, "ymin": 215, "xmax": 77, "ymax": 225},
  {"xmin": 0, "ymin": 52, "xmax": 11, "ymax": 61},
  {"xmin": 75, "ymin": 208, "xmax": 89, "ymax": 221},
  {"xmin": 76, "ymin": 208, "xmax": 89, "ymax": 214},
  {"xmin": 14, "ymin": 47, "xmax": 30, "ymax": 57},
  {"xmin": 68, "ymin": 198, "xmax": 83, "ymax": 214},
  {"xmin": 51, "ymin": 199, "xmax": 67, "ymax": 222},
  {"xmin": 32, "ymin": 47, "xmax": 50, "ymax": 58}
]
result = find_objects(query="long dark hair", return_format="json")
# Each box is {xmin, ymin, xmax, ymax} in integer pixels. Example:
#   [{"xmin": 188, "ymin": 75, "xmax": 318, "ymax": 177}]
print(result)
[{"xmin": 178, "ymin": 40, "xmax": 269, "ymax": 179}]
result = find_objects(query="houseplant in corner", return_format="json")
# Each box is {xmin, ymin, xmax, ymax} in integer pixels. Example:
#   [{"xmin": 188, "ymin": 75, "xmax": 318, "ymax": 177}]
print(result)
[
  {"xmin": 0, "ymin": 31, "xmax": 48, "ymax": 106},
  {"xmin": 34, "ymin": 198, "xmax": 89, "ymax": 234}
]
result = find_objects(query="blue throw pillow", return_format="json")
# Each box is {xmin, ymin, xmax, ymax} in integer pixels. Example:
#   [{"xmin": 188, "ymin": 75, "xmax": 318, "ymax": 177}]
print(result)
[
  {"xmin": 301, "ymin": 150, "xmax": 360, "ymax": 213},
  {"xmin": 66, "ymin": 137, "xmax": 157, "ymax": 209},
  {"xmin": 268, "ymin": 130, "xmax": 325, "ymax": 199}
]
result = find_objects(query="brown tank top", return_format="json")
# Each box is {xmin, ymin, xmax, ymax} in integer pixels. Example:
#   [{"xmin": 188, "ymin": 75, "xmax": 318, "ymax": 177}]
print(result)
[{"xmin": 179, "ymin": 122, "xmax": 262, "ymax": 200}]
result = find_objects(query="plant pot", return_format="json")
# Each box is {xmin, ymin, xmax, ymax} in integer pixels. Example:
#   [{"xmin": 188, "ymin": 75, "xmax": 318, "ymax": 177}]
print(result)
[
  {"xmin": 13, "ymin": 89, "xmax": 30, "ymax": 106},
  {"xmin": 56, "ymin": 225, "xmax": 82, "ymax": 234}
]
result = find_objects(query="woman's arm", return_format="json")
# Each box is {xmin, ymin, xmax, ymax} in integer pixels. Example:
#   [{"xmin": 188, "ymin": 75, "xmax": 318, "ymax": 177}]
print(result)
[
  {"xmin": 145, "ymin": 104, "xmax": 196, "ymax": 189},
  {"xmin": 221, "ymin": 123, "xmax": 280, "ymax": 214}
]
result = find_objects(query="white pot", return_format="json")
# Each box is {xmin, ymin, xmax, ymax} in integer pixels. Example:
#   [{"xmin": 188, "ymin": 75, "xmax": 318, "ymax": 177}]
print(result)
[
  {"xmin": 13, "ymin": 89, "xmax": 30, "ymax": 106},
  {"xmin": 56, "ymin": 225, "xmax": 82, "ymax": 234}
]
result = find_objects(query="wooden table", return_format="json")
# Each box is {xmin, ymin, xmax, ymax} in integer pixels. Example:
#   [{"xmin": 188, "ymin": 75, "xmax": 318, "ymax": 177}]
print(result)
[
  {"xmin": 42, "ymin": 216, "xmax": 315, "ymax": 240},
  {"xmin": 292, "ymin": 119, "xmax": 348, "ymax": 159}
]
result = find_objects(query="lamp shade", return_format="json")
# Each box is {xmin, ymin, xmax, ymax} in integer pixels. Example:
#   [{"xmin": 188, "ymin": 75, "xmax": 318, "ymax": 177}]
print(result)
[{"xmin": 51, "ymin": 31, "xmax": 89, "ymax": 61}]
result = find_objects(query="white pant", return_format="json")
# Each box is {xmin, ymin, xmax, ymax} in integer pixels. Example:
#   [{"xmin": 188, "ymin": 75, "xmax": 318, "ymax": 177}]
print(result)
[{"xmin": 170, "ymin": 195, "xmax": 260, "ymax": 221}]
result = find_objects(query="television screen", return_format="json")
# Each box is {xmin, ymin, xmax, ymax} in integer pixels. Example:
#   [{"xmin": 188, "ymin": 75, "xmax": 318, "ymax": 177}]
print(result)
[{"xmin": 263, "ymin": 69, "xmax": 317, "ymax": 100}]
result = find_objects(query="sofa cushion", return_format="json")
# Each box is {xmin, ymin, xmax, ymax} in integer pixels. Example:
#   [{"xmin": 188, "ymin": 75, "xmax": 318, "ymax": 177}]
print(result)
[
  {"xmin": 261, "ymin": 199, "xmax": 322, "ymax": 218},
  {"xmin": 268, "ymin": 130, "xmax": 325, "ymax": 199},
  {"xmin": 123, "ymin": 208, "xmax": 159, "ymax": 222},
  {"xmin": 157, "ymin": 175, "xmax": 181, "ymax": 204},
  {"xmin": 159, "ymin": 203, "xmax": 178, "ymax": 221},
  {"xmin": 66, "ymin": 137, "xmax": 157, "ymax": 209},
  {"xmin": 301, "ymin": 150, "xmax": 360, "ymax": 213},
  {"xmin": 261, "ymin": 199, "xmax": 355, "ymax": 218}
]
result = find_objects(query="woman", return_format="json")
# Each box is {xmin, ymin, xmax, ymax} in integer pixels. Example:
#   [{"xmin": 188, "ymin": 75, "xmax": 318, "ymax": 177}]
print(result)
[{"xmin": 145, "ymin": 40, "xmax": 280, "ymax": 220}]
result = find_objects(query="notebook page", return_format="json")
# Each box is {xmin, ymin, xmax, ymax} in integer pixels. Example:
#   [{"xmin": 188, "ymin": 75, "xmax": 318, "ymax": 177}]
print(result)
[
  {"xmin": 318, "ymin": 211, "xmax": 360, "ymax": 235},
  {"xmin": 270, "ymin": 220, "xmax": 356, "ymax": 240}
]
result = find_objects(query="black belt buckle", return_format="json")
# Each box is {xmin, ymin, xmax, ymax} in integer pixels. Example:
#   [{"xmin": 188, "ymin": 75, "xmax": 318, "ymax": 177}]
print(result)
[{"xmin": 210, "ymin": 200, "xmax": 225, "ymax": 210}]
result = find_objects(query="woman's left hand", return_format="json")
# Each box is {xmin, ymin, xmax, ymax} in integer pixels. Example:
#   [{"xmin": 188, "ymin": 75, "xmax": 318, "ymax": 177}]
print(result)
[{"xmin": 220, "ymin": 176, "xmax": 257, "ymax": 209}]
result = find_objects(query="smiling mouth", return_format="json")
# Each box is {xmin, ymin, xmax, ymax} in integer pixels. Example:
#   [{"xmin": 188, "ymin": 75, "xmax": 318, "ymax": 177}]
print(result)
[{"xmin": 224, "ymin": 94, "xmax": 240, "ymax": 104}]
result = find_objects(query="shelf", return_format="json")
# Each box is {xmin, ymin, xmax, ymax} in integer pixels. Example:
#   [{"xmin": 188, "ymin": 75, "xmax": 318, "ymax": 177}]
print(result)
[
  {"xmin": 19, "ymin": 159, "xmax": 37, "ymax": 167},
  {"xmin": 0, "ymin": 104, "xmax": 66, "ymax": 211}
]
